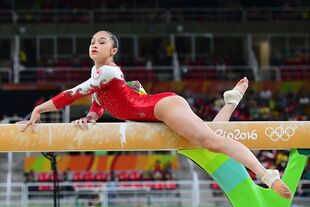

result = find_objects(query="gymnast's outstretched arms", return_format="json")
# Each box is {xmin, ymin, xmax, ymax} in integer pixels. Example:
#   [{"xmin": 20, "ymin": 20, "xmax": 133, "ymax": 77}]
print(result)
[
  {"xmin": 17, "ymin": 65, "xmax": 109, "ymax": 131},
  {"xmin": 17, "ymin": 64, "xmax": 146, "ymax": 130}
]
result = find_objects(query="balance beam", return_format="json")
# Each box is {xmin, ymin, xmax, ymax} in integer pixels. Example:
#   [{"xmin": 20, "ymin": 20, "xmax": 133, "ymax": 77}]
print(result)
[{"xmin": 0, "ymin": 121, "xmax": 309, "ymax": 152}]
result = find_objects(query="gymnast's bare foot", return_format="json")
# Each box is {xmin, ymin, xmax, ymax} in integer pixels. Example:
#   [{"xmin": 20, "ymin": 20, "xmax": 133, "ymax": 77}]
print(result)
[
  {"xmin": 223, "ymin": 77, "xmax": 249, "ymax": 106},
  {"xmin": 272, "ymin": 179, "xmax": 292, "ymax": 199},
  {"xmin": 232, "ymin": 77, "xmax": 249, "ymax": 96},
  {"xmin": 261, "ymin": 169, "xmax": 292, "ymax": 199}
]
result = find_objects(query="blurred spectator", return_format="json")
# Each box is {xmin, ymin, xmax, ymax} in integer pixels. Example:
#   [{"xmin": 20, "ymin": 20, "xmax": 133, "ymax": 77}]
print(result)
[
  {"xmin": 259, "ymin": 86, "xmax": 272, "ymax": 105},
  {"xmin": 298, "ymin": 92, "xmax": 309, "ymax": 105},
  {"xmin": 24, "ymin": 170, "xmax": 37, "ymax": 192},
  {"xmin": 62, "ymin": 168, "xmax": 71, "ymax": 182},
  {"xmin": 259, "ymin": 105, "xmax": 272, "ymax": 121},
  {"xmin": 109, "ymin": 170, "xmax": 117, "ymax": 182},
  {"xmin": 145, "ymin": 55, "xmax": 153, "ymax": 70},
  {"xmin": 257, "ymin": 150, "xmax": 277, "ymax": 169},
  {"xmin": 248, "ymin": 98, "xmax": 260, "ymax": 120},
  {"xmin": 153, "ymin": 160, "xmax": 163, "ymax": 180},
  {"xmin": 163, "ymin": 161, "xmax": 174, "ymax": 180},
  {"xmin": 297, "ymin": 92, "xmax": 310, "ymax": 118},
  {"xmin": 215, "ymin": 58, "xmax": 227, "ymax": 80},
  {"xmin": 24, "ymin": 170, "xmax": 35, "ymax": 183},
  {"xmin": 275, "ymin": 151, "xmax": 289, "ymax": 173},
  {"xmin": 142, "ymin": 170, "xmax": 153, "ymax": 181},
  {"xmin": 183, "ymin": 89, "xmax": 196, "ymax": 109},
  {"xmin": 213, "ymin": 93, "xmax": 225, "ymax": 112},
  {"xmin": 19, "ymin": 47, "xmax": 27, "ymax": 69}
]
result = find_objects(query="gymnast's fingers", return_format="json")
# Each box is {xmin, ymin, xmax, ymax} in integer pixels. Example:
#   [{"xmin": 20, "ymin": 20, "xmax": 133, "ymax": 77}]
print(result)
[
  {"xmin": 76, "ymin": 119, "xmax": 82, "ymax": 128},
  {"xmin": 21, "ymin": 121, "xmax": 31, "ymax": 132},
  {"xmin": 75, "ymin": 119, "xmax": 79, "ymax": 125},
  {"xmin": 82, "ymin": 118, "xmax": 89, "ymax": 129},
  {"xmin": 71, "ymin": 119, "xmax": 79, "ymax": 127},
  {"xmin": 78, "ymin": 118, "xmax": 85, "ymax": 129},
  {"xmin": 31, "ymin": 121, "xmax": 37, "ymax": 133}
]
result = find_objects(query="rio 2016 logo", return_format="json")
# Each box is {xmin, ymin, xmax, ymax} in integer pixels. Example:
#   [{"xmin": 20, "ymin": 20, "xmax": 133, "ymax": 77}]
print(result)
[
  {"xmin": 215, "ymin": 129, "xmax": 258, "ymax": 140},
  {"xmin": 265, "ymin": 127, "xmax": 295, "ymax": 141}
]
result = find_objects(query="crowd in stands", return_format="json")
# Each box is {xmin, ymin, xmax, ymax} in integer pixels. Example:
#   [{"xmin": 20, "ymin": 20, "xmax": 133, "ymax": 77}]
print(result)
[
  {"xmin": 183, "ymin": 86, "xmax": 309, "ymax": 122},
  {"xmin": 6, "ymin": 38, "xmax": 309, "ymax": 84},
  {"xmin": 271, "ymin": 49, "xmax": 310, "ymax": 66},
  {"xmin": 28, "ymin": 49, "xmax": 309, "ymax": 69}
]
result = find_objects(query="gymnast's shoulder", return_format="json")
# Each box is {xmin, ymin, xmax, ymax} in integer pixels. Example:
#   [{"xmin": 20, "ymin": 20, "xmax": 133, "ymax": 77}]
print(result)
[{"xmin": 91, "ymin": 64, "xmax": 124, "ymax": 82}]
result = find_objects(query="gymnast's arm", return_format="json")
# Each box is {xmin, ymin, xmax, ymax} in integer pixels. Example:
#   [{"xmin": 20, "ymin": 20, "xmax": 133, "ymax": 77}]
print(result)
[
  {"xmin": 18, "ymin": 67, "xmax": 106, "ymax": 131},
  {"xmin": 87, "ymin": 97, "xmax": 104, "ymax": 121},
  {"xmin": 17, "ymin": 99, "xmax": 57, "ymax": 132}
]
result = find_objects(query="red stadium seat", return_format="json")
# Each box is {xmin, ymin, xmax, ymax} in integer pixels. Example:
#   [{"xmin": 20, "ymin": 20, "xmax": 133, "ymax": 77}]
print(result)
[
  {"xmin": 95, "ymin": 172, "xmax": 109, "ymax": 182},
  {"xmin": 72, "ymin": 171, "xmax": 85, "ymax": 182},
  {"xmin": 38, "ymin": 172, "xmax": 50, "ymax": 182},
  {"xmin": 117, "ymin": 171, "xmax": 129, "ymax": 181},
  {"xmin": 84, "ymin": 171, "xmax": 95, "ymax": 181},
  {"xmin": 129, "ymin": 171, "xmax": 142, "ymax": 181},
  {"xmin": 50, "ymin": 173, "xmax": 63, "ymax": 182}
]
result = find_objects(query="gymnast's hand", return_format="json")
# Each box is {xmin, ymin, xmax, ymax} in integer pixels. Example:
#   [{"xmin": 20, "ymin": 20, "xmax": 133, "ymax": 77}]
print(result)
[
  {"xmin": 16, "ymin": 108, "xmax": 41, "ymax": 132},
  {"xmin": 16, "ymin": 100, "xmax": 56, "ymax": 132},
  {"xmin": 71, "ymin": 113, "xmax": 97, "ymax": 129}
]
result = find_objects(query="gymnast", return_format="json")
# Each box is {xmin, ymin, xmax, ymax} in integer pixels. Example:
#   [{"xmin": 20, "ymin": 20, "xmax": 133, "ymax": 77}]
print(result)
[{"xmin": 18, "ymin": 30, "xmax": 291, "ymax": 198}]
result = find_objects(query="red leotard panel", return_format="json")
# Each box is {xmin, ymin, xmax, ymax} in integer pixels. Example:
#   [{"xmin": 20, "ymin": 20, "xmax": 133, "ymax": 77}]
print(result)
[{"xmin": 52, "ymin": 65, "xmax": 176, "ymax": 121}]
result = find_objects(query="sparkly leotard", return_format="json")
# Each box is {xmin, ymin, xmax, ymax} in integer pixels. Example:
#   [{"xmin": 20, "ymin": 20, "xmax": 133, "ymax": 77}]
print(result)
[{"xmin": 51, "ymin": 65, "xmax": 176, "ymax": 121}]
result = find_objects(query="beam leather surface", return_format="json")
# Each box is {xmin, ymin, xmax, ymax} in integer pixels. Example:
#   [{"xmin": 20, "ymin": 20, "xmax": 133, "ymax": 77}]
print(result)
[{"xmin": 0, "ymin": 121, "xmax": 308, "ymax": 152}]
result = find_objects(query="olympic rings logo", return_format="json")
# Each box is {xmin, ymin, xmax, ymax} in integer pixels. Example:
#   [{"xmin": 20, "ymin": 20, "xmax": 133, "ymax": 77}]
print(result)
[{"xmin": 265, "ymin": 127, "xmax": 295, "ymax": 141}]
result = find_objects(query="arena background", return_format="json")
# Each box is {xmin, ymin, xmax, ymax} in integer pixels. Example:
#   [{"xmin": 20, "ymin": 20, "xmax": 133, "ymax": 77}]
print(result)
[{"xmin": 0, "ymin": 0, "xmax": 309, "ymax": 206}]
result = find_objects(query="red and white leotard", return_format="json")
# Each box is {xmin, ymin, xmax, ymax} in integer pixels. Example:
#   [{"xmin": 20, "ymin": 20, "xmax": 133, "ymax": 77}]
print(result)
[{"xmin": 51, "ymin": 65, "xmax": 176, "ymax": 121}]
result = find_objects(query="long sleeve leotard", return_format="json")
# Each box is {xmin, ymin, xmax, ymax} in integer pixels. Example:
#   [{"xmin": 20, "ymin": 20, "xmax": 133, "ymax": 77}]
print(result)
[{"xmin": 51, "ymin": 65, "xmax": 176, "ymax": 121}]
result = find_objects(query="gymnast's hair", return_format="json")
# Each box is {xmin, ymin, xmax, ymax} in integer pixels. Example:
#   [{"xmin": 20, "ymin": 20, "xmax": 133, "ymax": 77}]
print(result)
[{"xmin": 104, "ymin": 30, "xmax": 119, "ymax": 49}]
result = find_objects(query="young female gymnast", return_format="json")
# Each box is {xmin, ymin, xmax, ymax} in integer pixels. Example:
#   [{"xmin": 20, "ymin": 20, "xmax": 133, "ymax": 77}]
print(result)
[{"xmin": 18, "ymin": 30, "xmax": 291, "ymax": 198}]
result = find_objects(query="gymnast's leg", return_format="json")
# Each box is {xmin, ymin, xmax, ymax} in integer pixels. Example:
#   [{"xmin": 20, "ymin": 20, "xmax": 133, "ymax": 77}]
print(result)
[
  {"xmin": 154, "ymin": 78, "xmax": 292, "ymax": 199},
  {"xmin": 211, "ymin": 78, "xmax": 291, "ymax": 198}
]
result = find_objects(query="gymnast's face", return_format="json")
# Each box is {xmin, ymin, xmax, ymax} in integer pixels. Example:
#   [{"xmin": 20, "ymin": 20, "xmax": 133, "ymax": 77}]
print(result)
[{"xmin": 89, "ymin": 31, "xmax": 118, "ymax": 63}]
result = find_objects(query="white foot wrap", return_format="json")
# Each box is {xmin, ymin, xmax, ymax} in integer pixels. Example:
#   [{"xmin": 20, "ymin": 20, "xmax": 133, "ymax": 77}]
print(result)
[
  {"xmin": 223, "ymin": 89, "xmax": 243, "ymax": 106},
  {"xmin": 261, "ymin": 169, "xmax": 280, "ymax": 188}
]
